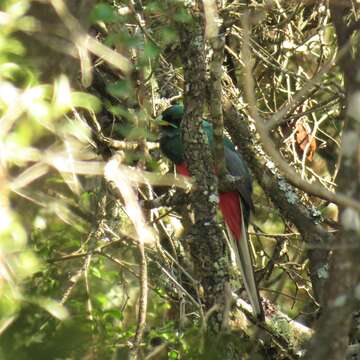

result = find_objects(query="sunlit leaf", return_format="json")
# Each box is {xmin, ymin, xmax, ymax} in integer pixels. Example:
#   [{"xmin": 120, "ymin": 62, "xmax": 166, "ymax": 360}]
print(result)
[
  {"xmin": 53, "ymin": 75, "xmax": 72, "ymax": 115},
  {"xmin": 7, "ymin": 0, "xmax": 30, "ymax": 18},
  {"xmin": 33, "ymin": 216, "xmax": 47, "ymax": 230},
  {"xmin": 27, "ymin": 101, "xmax": 51, "ymax": 122},
  {"xmin": 104, "ymin": 309, "xmax": 123, "ymax": 321},
  {"xmin": 9, "ymin": 118, "xmax": 44, "ymax": 147},
  {"xmin": 11, "ymin": 162, "xmax": 48, "ymax": 190},
  {"xmin": 0, "ymin": 316, "xmax": 16, "ymax": 336},
  {"xmin": 48, "ymin": 158, "xmax": 104, "ymax": 175},
  {"xmin": 168, "ymin": 350, "xmax": 179, "ymax": 359},
  {"xmin": 15, "ymin": 15, "xmax": 39, "ymax": 32},
  {"xmin": 0, "ymin": 215, "xmax": 27, "ymax": 251},
  {"xmin": 70, "ymin": 92, "xmax": 102, "ymax": 112},
  {"xmin": 63, "ymin": 118, "xmax": 92, "ymax": 143},
  {"xmin": 96, "ymin": 294, "xmax": 108, "ymax": 307},
  {"xmin": 16, "ymin": 251, "xmax": 42, "ymax": 279},
  {"xmin": 0, "ymin": 37, "xmax": 25, "ymax": 56},
  {"xmin": 86, "ymin": 35, "xmax": 132, "ymax": 73},
  {"xmin": 48, "ymin": 201, "xmax": 87, "ymax": 230},
  {"xmin": 24, "ymin": 84, "xmax": 52, "ymax": 102},
  {"xmin": 59, "ymin": 171, "xmax": 82, "ymax": 195},
  {"xmin": 0, "ymin": 207, "xmax": 12, "ymax": 234},
  {"xmin": 0, "ymin": 287, "xmax": 20, "ymax": 320},
  {"xmin": 37, "ymin": 298, "xmax": 69, "ymax": 320},
  {"xmin": 0, "ymin": 81, "xmax": 19, "ymax": 106},
  {"xmin": 91, "ymin": 267, "xmax": 102, "ymax": 278},
  {"xmin": 0, "ymin": 63, "xmax": 24, "ymax": 82}
]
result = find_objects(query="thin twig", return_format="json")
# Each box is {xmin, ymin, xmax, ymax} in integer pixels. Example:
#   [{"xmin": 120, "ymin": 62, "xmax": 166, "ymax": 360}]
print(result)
[{"xmin": 241, "ymin": 14, "xmax": 360, "ymax": 212}]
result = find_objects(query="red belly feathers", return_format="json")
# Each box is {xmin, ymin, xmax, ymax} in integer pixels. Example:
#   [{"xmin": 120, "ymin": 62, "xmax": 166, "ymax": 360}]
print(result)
[{"xmin": 176, "ymin": 163, "xmax": 243, "ymax": 240}]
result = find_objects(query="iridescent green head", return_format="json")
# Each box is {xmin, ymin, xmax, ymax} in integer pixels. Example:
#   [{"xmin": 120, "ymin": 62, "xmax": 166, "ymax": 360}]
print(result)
[{"xmin": 161, "ymin": 105, "xmax": 184, "ymax": 127}]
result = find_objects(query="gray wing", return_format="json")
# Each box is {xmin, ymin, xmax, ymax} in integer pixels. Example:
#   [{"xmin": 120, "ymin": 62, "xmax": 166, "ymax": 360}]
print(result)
[{"xmin": 224, "ymin": 146, "xmax": 254, "ymax": 225}]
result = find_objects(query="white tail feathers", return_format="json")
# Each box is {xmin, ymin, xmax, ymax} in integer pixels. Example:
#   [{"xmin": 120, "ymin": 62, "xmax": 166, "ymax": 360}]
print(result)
[{"xmin": 226, "ymin": 199, "xmax": 264, "ymax": 320}]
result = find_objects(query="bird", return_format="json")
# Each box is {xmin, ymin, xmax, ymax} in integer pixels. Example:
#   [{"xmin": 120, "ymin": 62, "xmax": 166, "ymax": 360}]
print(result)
[{"xmin": 159, "ymin": 104, "xmax": 264, "ymax": 320}]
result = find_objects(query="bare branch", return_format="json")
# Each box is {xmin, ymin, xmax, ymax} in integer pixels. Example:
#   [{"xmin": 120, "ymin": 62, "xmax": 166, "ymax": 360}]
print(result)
[{"xmin": 240, "ymin": 13, "xmax": 360, "ymax": 213}]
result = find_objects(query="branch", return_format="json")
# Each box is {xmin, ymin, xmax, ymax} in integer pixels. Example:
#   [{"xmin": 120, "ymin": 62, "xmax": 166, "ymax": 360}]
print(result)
[
  {"xmin": 50, "ymin": 0, "xmax": 132, "ymax": 80},
  {"xmin": 304, "ymin": 4, "xmax": 360, "ymax": 359},
  {"xmin": 141, "ymin": 175, "xmax": 248, "ymax": 210},
  {"xmin": 222, "ymin": 91, "xmax": 331, "ymax": 303},
  {"xmin": 141, "ymin": 189, "xmax": 189, "ymax": 210},
  {"xmin": 240, "ymin": 14, "xmax": 360, "ymax": 213},
  {"xmin": 176, "ymin": 1, "xmax": 233, "ymax": 337},
  {"xmin": 104, "ymin": 158, "xmax": 150, "ymax": 359},
  {"xmin": 233, "ymin": 295, "xmax": 312, "ymax": 359},
  {"xmin": 205, "ymin": 0, "xmax": 227, "ymax": 176}
]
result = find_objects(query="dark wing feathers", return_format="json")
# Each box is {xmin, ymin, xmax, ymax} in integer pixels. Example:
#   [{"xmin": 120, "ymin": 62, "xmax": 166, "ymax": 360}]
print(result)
[
  {"xmin": 224, "ymin": 146, "xmax": 254, "ymax": 222},
  {"xmin": 160, "ymin": 121, "xmax": 254, "ymax": 219},
  {"xmin": 159, "ymin": 128, "xmax": 184, "ymax": 164}
]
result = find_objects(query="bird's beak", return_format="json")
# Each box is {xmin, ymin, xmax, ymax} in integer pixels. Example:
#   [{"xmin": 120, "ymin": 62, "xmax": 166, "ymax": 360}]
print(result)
[{"xmin": 154, "ymin": 116, "xmax": 177, "ymax": 128}]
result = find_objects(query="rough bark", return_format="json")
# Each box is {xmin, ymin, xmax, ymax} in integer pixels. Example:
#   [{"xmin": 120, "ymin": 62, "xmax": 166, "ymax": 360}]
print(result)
[
  {"xmin": 206, "ymin": 0, "xmax": 227, "ymax": 177},
  {"xmin": 303, "ymin": 3, "xmax": 360, "ymax": 359},
  {"xmin": 176, "ymin": 5, "xmax": 231, "ymax": 337}
]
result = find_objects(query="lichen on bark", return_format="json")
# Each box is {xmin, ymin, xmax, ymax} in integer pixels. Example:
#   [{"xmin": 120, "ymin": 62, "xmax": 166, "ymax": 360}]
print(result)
[{"xmin": 176, "ymin": 8, "xmax": 232, "ymax": 335}]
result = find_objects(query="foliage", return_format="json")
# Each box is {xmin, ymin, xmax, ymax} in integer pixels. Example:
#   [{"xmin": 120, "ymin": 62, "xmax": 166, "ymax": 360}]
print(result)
[{"xmin": 0, "ymin": 0, "xmax": 358, "ymax": 359}]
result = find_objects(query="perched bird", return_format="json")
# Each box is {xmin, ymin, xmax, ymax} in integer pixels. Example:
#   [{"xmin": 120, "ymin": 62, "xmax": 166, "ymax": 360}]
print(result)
[{"xmin": 159, "ymin": 105, "xmax": 264, "ymax": 320}]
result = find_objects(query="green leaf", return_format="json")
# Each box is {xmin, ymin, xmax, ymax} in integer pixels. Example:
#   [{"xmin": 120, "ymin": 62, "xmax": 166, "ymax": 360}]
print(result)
[
  {"xmin": 7, "ymin": 0, "xmax": 30, "ymax": 18},
  {"xmin": 173, "ymin": 10, "xmax": 192, "ymax": 23},
  {"xmin": 168, "ymin": 350, "xmax": 179, "ymax": 359},
  {"xmin": 53, "ymin": 75, "xmax": 72, "ymax": 115},
  {"xmin": 105, "ymin": 33, "xmax": 142, "ymax": 48},
  {"xmin": 145, "ymin": 2, "xmax": 162, "ymax": 13},
  {"xmin": 0, "ymin": 37, "xmax": 25, "ymax": 56},
  {"xmin": 0, "ymin": 63, "xmax": 34, "ymax": 86},
  {"xmin": 90, "ymin": 3, "xmax": 119, "ymax": 23},
  {"xmin": 106, "ymin": 81, "xmax": 132, "ymax": 99},
  {"xmin": 91, "ymin": 267, "xmax": 102, "ymax": 278},
  {"xmin": 71, "ymin": 92, "xmax": 102, "ymax": 113},
  {"xmin": 17, "ymin": 251, "xmax": 42, "ymax": 279},
  {"xmin": 159, "ymin": 27, "xmax": 179, "ymax": 45},
  {"xmin": 153, "ymin": 117, "xmax": 177, "ymax": 128},
  {"xmin": 96, "ymin": 294, "xmax": 108, "ymax": 307},
  {"xmin": 27, "ymin": 100, "xmax": 51, "ymax": 122},
  {"xmin": 144, "ymin": 42, "xmax": 160, "ymax": 60},
  {"xmin": 106, "ymin": 104, "xmax": 131, "ymax": 119},
  {"xmin": 104, "ymin": 309, "xmax": 124, "ymax": 320}
]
